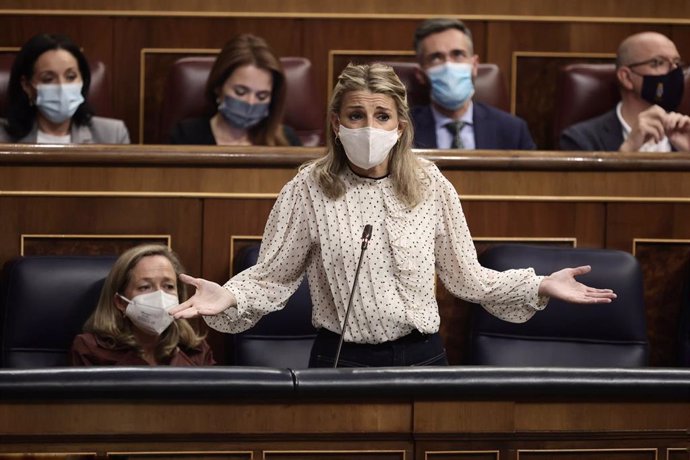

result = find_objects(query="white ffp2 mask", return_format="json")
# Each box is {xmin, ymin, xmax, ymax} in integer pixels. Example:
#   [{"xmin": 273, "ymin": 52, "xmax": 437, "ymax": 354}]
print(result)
[
  {"xmin": 118, "ymin": 290, "xmax": 179, "ymax": 336},
  {"xmin": 338, "ymin": 125, "xmax": 399, "ymax": 170}
]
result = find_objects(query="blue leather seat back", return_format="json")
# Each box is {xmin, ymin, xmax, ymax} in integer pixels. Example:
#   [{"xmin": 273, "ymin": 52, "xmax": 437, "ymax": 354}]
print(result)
[
  {"xmin": 468, "ymin": 244, "xmax": 648, "ymax": 367},
  {"xmin": 232, "ymin": 244, "xmax": 316, "ymax": 368},
  {"xmin": 0, "ymin": 256, "xmax": 116, "ymax": 368}
]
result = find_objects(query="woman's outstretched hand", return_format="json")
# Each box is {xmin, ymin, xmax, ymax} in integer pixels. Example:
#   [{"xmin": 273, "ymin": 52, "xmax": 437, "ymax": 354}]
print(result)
[
  {"xmin": 169, "ymin": 273, "xmax": 236, "ymax": 319},
  {"xmin": 538, "ymin": 265, "xmax": 617, "ymax": 303}
]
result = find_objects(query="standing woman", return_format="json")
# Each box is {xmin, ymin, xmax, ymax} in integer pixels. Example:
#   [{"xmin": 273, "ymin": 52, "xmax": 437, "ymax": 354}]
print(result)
[
  {"xmin": 170, "ymin": 63, "xmax": 615, "ymax": 368},
  {"xmin": 170, "ymin": 33, "xmax": 301, "ymax": 146},
  {"xmin": 0, "ymin": 33, "xmax": 130, "ymax": 144}
]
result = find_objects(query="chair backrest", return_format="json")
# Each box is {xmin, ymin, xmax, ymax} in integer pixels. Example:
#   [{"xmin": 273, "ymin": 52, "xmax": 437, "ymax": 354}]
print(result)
[
  {"xmin": 0, "ymin": 255, "xmax": 116, "ymax": 368},
  {"xmin": 467, "ymin": 244, "xmax": 648, "ymax": 367},
  {"xmin": 157, "ymin": 56, "xmax": 323, "ymax": 146},
  {"xmin": 232, "ymin": 244, "xmax": 316, "ymax": 368},
  {"xmin": 0, "ymin": 55, "xmax": 112, "ymax": 119},
  {"xmin": 380, "ymin": 61, "xmax": 509, "ymax": 112},
  {"xmin": 553, "ymin": 63, "xmax": 690, "ymax": 146}
]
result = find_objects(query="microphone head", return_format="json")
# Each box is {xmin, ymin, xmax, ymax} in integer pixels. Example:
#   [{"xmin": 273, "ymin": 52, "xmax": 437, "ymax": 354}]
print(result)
[{"xmin": 361, "ymin": 224, "xmax": 373, "ymax": 250}]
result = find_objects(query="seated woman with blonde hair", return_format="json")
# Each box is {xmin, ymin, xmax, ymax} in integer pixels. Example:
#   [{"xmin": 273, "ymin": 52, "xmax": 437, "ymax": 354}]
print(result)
[{"xmin": 70, "ymin": 244, "xmax": 214, "ymax": 366}]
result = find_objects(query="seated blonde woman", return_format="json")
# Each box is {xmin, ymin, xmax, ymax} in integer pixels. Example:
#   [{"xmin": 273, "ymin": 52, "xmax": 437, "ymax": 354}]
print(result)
[{"xmin": 70, "ymin": 244, "xmax": 214, "ymax": 366}]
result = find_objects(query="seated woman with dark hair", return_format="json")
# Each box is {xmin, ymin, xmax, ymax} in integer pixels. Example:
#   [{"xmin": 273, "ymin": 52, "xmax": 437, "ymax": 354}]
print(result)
[
  {"xmin": 170, "ymin": 33, "xmax": 301, "ymax": 146},
  {"xmin": 70, "ymin": 244, "xmax": 214, "ymax": 366},
  {"xmin": 0, "ymin": 33, "xmax": 129, "ymax": 144}
]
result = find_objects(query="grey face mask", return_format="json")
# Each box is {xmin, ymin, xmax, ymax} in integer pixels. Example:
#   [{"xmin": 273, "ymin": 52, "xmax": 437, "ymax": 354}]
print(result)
[{"xmin": 218, "ymin": 95, "xmax": 270, "ymax": 129}]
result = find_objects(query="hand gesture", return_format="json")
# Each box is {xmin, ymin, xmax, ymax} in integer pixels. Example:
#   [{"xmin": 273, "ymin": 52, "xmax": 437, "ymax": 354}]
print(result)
[
  {"xmin": 538, "ymin": 266, "xmax": 616, "ymax": 304},
  {"xmin": 664, "ymin": 111, "xmax": 690, "ymax": 151},
  {"xmin": 620, "ymin": 105, "xmax": 690, "ymax": 152},
  {"xmin": 620, "ymin": 105, "xmax": 667, "ymax": 152},
  {"xmin": 169, "ymin": 273, "xmax": 236, "ymax": 319}
]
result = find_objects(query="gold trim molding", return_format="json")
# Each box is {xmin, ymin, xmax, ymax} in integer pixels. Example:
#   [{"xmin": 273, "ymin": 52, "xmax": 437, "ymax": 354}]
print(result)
[{"xmin": 632, "ymin": 238, "xmax": 690, "ymax": 257}]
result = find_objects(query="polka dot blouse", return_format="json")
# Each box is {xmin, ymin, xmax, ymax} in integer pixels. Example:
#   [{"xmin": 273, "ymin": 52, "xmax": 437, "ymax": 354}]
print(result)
[{"xmin": 204, "ymin": 159, "xmax": 548, "ymax": 344}]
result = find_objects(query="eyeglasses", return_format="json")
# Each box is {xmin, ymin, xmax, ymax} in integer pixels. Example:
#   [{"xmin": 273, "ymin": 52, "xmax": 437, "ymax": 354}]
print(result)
[{"xmin": 626, "ymin": 56, "xmax": 685, "ymax": 73}]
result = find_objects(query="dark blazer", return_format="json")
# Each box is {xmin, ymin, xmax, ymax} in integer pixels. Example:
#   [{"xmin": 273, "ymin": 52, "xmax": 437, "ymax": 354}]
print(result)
[
  {"xmin": 559, "ymin": 109, "xmax": 623, "ymax": 151},
  {"xmin": 170, "ymin": 117, "xmax": 302, "ymax": 146},
  {"xmin": 411, "ymin": 102, "xmax": 536, "ymax": 150}
]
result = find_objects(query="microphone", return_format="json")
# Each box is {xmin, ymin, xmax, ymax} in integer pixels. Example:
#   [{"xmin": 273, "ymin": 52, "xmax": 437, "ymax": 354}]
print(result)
[{"xmin": 333, "ymin": 224, "xmax": 373, "ymax": 368}]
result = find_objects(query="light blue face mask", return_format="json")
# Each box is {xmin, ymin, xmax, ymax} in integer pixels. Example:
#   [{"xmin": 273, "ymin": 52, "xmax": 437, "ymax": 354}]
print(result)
[
  {"xmin": 218, "ymin": 95, "xmax": 270, "ymax": 130},
  {"xmin": 35, "ymin": 83, "xmax": 85, "ymax": 124},
  {"xmin": 426, "ymin": 62, "xmax": 475, "ymax": 111}
]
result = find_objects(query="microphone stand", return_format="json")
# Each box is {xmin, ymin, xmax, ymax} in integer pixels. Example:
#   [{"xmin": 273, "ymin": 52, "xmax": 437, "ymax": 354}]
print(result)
[{"xmin": 333, "ymin": 224, "xmax": 372, "ymax": 368}]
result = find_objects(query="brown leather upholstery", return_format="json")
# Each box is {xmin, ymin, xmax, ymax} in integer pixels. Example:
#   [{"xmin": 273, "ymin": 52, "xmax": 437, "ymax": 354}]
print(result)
[
  {"xmin": 0, "ymin": 54, "xmax": 111, "ymax": 118},
  {"xmin": 380, "ymin": 61, "xmax": 509, "ymax": 112},
  {"xmin": 553, "ymin": 63, "xmax": 690, "ymax": 145},
  {"xmin": 157, "ymin": 56, "xmax": 324, "ymax": 145}
]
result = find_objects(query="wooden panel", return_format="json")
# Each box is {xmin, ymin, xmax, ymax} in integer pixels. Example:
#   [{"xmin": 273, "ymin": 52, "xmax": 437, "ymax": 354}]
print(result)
[
  {"xmin": 264, "ymin": 452, "xmax": 406, "ymax": 460},
  {"xmin": 514, "ymin": 53, "xmax": 614, "ymax": 150},
  {"xmin": 0, "ymin": 196, "xmax": 202, "ymax": 275},
  {"xmin": 108, "ymin": 454, "xmax": 251, "ymax": 460},
  {"xmin": 607, "ymin": 204, "xmax": 690, "ymax": 366},
  {"xmin": 517, "ymin": 450, "xmax": 656, "ymax": 460},
  {"xmin": 21, "ymin": 234, "xmax": 169, "ymax": 256},
  {"xmin": 6, "ymin": 0, "xmax": 690, "ymax": 19},
  {"xmin": 425, "ymin": 452, "xmax": 498, "ymax": 460}
]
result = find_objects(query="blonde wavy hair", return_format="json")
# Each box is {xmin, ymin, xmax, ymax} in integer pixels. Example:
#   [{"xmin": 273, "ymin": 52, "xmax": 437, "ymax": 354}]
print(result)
[
  {"xmin": 309, "ymin": 62, "xmax": 427, "ymax": 208},
  {"xmin": 83, "ymin": 244, "xmax": 206, "ymax": 363}
]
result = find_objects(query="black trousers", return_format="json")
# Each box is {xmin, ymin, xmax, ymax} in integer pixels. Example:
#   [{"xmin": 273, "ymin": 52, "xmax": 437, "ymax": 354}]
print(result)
[{"xmin": 308, "ymin": 328, "xmax": 449, "ymax": 368}]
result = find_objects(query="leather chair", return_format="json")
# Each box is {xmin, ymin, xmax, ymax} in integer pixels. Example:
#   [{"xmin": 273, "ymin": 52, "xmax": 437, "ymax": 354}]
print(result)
[
  {"xmin": 467, "ymin": 244, "xmax": 648, "ymax": 367},
  {"xmin": 380, "ymin": 61, "xmax": 509, "ymax": 112},
  {"xmin": 553, "ymin": 62, "xmax": 690, "ymax": 146},
  {"xmin": 157, "ymin": 56, "xmax": 323, "ymax": 146},
  {"xmin": 231, "ymin": 244, "xmax": 316, "ymax": 368},
  {"xmin": 0, "ymin": 54, "xmax": 112, "ymax": 119},
  {"xmin": 0, "ymin": 255, "xmax": 116, "ymax": 368}
]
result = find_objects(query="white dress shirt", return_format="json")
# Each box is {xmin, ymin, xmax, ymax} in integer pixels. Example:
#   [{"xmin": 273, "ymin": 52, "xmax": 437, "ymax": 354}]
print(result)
[
  {"xmin": 204, "ymin": 159, "xmax": 547, "ymax": 344},
  {"xmin": 432, "ymin": 103, "xmax": 475, "ymax": 149}
]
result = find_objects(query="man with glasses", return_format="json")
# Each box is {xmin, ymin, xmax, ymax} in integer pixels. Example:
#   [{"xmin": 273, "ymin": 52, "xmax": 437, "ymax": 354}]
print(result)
[
  {"xmin": 411, "ymin": 18, "xmax": 536, "ymax": 150},
  {"xmin": 561, "ymin": 31, "xmax": 690, "ymax": 152}
]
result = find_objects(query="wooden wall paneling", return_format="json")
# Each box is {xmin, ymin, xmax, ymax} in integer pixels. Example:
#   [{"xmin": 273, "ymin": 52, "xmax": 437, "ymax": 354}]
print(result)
[
  {"xmin": 7, "ymin": 0, "xmax": 690, "ymax": 18},
  {"xmin": 140, "ymin": 48, "xmax": 218, "ymax": 144},
  {"xmin": 606, "ymin": 203, "xmax": 690, "ymax": 365},
  {"xmin": 516, "ymin": 449, "xmax": 656, "ymax": 460},
  {"xmin": 513, "ymin": 52, "xmax": 614, "ymax": 150},
  {"xmin": 0, "ymin": 195, "xmax": 203, "ymax": 278},
  {"xmin": 20, "ymin": 234, "xmax": 170, "ymax": 256},
  {"xmin": 633, "ymin": 240, "xmax": 690, "ymax": 368}
]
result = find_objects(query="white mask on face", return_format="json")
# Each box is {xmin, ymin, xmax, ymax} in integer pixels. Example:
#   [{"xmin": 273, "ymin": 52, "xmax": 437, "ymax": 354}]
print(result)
[
  {"xmin": 338, "ymin": 125, "xmax": 399, "ymax": 170},
  {"xmin": 34, "ymin": 83, "xmax": 85, "ymax": 124},
  {"xmin": 118, "ymin": 290, "xmax": 179, "ymax": 336}
]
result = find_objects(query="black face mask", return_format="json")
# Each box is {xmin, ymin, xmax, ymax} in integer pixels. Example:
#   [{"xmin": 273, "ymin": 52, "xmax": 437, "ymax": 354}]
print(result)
[{"xmin": 637, "ymin": 66, "xmax": 685, "ymax": 112}]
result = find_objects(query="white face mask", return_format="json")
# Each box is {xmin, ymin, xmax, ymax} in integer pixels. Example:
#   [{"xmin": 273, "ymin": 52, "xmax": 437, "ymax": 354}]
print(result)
[
  {"xmin": 338, "ymin": 125, "xmax": 399, "ymax": 170},
  {"xmin": 35, "ymin": 83, "xmax": 85, "ymax": 124},
  {"xmin": 118, "ymin": 290, "xmax": 179, "ymax": 336}
]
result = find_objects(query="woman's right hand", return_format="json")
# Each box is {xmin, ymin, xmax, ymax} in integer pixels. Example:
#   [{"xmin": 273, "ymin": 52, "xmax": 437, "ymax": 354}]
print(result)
[{"xmin": 169, "ymin": 274, "xmax": 236, "ymax": 319}]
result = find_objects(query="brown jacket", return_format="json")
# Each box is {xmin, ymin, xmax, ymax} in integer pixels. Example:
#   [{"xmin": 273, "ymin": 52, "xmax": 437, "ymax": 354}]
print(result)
[{"xmin": 70, "ymin": 332, "xmax": 215, "ymax": 366}]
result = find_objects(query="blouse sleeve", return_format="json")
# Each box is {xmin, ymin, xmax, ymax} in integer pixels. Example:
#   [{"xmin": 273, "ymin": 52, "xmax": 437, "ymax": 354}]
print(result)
[
  {"xmin": 203, "ymin": 172, "xmax": 314, "ymax": 333},
  {"xmin": 432, "ymin": 170, "xmax": 548, "ymax": 323}
]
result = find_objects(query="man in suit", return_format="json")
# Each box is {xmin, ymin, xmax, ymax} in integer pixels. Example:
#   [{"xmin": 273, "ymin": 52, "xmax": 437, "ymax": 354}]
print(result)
[
  {"xmin": 411, "ymin": 18, "xmax": 536, "ymax": 150},
  {"xmin": 560, "ymin": 32, "xmax": 690, "ymax": 152}
]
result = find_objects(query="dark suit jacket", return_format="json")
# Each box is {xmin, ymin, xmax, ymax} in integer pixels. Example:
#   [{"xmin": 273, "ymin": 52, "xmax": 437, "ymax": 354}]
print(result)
[
  {"xmin": 411, "ymin": 102, "xmax": 536, "ymax": 150},
  {"xmin": 559, "ymin": 109, "xmax": 623, "ymax": 151}
]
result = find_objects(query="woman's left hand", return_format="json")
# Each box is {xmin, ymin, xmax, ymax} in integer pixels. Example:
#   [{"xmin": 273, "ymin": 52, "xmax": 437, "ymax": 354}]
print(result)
[{"xmin": 538, "ymin": 265, "xmax": 617, "ymax": 303}]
